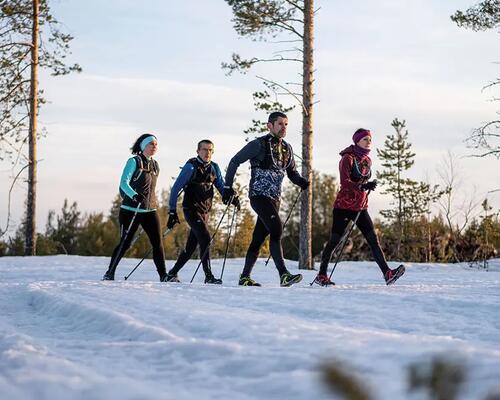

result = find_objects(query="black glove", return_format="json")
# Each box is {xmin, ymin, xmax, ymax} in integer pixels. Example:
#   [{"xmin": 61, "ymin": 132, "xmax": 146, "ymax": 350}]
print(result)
[
  {"xmin": 222, "ymin": 186, "xmax": 236, "ymax": 205},
  {"xmin": 360, "ymin": 180, "xmax": 378, "ymax": 192},
  {"xmin": 132, "ymin": 193, "xmax": 146, "ymax": 205},
  {"xmin": 167, "ymin": 210, "xmax": 180, "ymax": 229},
  {"xmin": 231, "ymin": 196, "xmax": 241, "ymax": 210},
  {"xmin": 299, "ymin": 179, "xmax": 310, "ymax": 191}
]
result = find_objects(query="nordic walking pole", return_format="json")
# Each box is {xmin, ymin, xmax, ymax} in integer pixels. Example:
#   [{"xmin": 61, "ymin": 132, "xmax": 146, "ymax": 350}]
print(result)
[
  {"xmin": 124, "ymin": 228, "xmax": 173, "ymax": 280},
  {"xmin": 308, "ymin": 190, "xmax": 373, "ymax": 285},
  {"xmin": 308, "ymin": 219, "xmax": 353, "ymax": 285},
  {"xmin": 108, "ymin": 202, "xmax": 142, "ymax": 276},
  {"xmin": 326, "ymin": 220, "xmax": 357, "ymax": 280},
  {"xmin": 219, "ymin": 205, "xmax": 238, "ymax": 280},
  {"xmin": 190, "ymin": 199, "xmax": 233, "ymax": 283},
  {"xmin": 326, "ymin": 190, "xmax": 372, "ymax": 281},
  {"xmin": 264, "ymin": 189, "xmax": 302, "ymax": 266},
  {"xmin": 124, "ymin": 189, "xmax": 184, "ymax": 280}
]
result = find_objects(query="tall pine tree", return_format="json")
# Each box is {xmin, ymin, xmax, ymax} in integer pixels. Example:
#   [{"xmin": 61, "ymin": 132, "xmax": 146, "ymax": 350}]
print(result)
[
  {"xmin": 376, "ymin": 119, "xmax": 442, "ymax": 258},
  {"xmin": 222, "ymin": 0, "xmax": 316, "ymax": 269},
  {"xmin": 1, "ymin": 0, "xmax": 81, "ymax": 254}
]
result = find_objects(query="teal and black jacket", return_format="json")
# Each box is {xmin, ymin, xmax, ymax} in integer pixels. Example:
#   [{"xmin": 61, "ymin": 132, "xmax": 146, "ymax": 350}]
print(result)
[{"xmin": 119, "ymin": 154, "xmax": 160, "ymax": 213}]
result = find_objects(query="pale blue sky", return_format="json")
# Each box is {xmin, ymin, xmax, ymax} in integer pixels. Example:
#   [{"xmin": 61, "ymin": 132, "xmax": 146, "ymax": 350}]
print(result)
[{"xmin": 1, "ymin": 0, "xmax": 498, "ymax": 236}]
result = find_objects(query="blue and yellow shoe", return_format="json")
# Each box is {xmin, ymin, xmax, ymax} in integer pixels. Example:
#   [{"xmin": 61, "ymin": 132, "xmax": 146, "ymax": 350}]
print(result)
[{"xmin": 280, "ymin": 272, "xmax": 303, "ymax": 287}]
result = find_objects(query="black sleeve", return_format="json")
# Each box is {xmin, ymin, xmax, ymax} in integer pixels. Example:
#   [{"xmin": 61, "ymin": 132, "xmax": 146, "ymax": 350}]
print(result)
[
  {"xmin": 286, "ymin": 144, "xmax": 306, "ymax": 186},
  {"xmin": 224, "ymin": 139, "xmax": 262, "ymax": 187}
]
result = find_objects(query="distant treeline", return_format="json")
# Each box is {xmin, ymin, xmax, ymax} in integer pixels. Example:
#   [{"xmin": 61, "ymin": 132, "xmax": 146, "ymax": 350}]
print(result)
[{"xmin": 1, "ymin": 169, "xmax": 498, "ymax": 266}]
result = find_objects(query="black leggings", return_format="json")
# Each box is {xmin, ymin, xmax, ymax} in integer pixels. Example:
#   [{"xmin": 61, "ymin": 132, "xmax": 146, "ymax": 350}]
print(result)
[
  {"xmin": 169, "ymin": 209, "xmax": 213, "ymax": 277},
  {"xmin": 242, "ymin": 196, "xmax": 288, "ymax": 277},
  {"xmin": 108, "ymin": 209, "xmax": 166, "ymax": 278},
  {"xmin": 319, "ymin": 208, "xmax": 389, "ymax": 276}
]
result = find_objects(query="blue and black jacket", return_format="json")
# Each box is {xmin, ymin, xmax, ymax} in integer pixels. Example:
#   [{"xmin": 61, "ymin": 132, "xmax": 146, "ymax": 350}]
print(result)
[
  {"xmin": 225, "ymin": 134, "xmax": 305, "ymax": 200},
  {"xmin": 169, "ymin": 157, "xmax": 224, "ymax": 214}
]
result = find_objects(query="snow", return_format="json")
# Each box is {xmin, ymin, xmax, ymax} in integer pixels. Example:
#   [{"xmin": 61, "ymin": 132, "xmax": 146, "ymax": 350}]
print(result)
[{"xmin": 1, "ymin": 255, "xmax": 499, "ymax": 400}]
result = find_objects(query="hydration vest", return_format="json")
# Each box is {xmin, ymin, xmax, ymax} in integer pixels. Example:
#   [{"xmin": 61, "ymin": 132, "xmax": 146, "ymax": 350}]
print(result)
[
  {"xmin": 350, "ymin": 156, "xmax": 372, "ymax": 182},
  {"xmin": 183, "ymin": 157, "xmax": 218, "ymax": 214},
  {"xmin": 121, "ymin": 154, "xmax": 160, "ymax": 209},
  {"xmin": 250, "ymin": 134, "xmax": 293, "ymax": 171}
]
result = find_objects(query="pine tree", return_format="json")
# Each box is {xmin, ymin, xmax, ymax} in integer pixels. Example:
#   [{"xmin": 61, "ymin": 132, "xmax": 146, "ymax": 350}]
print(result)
[
  {"xmin": 77, "ymin": 213, "xmax": 118, "ymax": 256},
  {"xmin": 209, "ymin": 176, "xmax": 256, "ymax": 258},
  {"xmin": 161, "ymin": 185, "xmax": 190, "ymax": 261},
  {"xmin": 243, "ymin": 90, "xmax": 295, "ymax": 141},
  {"xmin": 230, "ymin": 208, "xmax": 256, "ymax": 257},
  {"xmin": 45, "ymin": 199, "xmax": 81, "ymax": 254},
  {"xmin": 312, "ymin": 171, "xmax": 338, "ymax": 258},
  {"xmin": 223, "ymin": 0, "xmax": 316, "ymax": 269},
  {"xmin": 451, "ymin": 0, "xmax": 500, "ymax": 31},
  {"xmin": 1, "ymin": 0, "xmax": 81, "ymax": 254},
  {"xmin": 0, "ymin": 240, "xmax": 8, "ymax": 256},
  {"xmin": 471, "ymin": 199, "xmax": 499, "ymax": 268},
  {"xmin": 281, "ymin": 171, "xmax": 337, "ymax": 261},
  {"xmin": 451, "ymin": 1, "xmax": 499, "ymax": 159},
  {"xmin": 376, "ymin": 119, "xmax": 442, "ymax": 258}
]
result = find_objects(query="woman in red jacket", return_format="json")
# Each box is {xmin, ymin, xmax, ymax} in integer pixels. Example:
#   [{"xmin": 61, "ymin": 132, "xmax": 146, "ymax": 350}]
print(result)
[{"xmin": 313, "ymin": 128, "xmax": 405, "ymax": 286}]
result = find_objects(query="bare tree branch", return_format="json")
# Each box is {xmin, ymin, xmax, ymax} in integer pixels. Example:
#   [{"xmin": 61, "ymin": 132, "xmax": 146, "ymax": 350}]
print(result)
[
  {"xmin": 0, "ymin": 41, "xmax": 31, "ymax": 50},
  {"xmin": 275, "ymin": 20, "xmax": 304, "ymax": 37},
  {"xmin": 0, "ymin": 163, "xmax": 29, "ymax": 238},
  {"xmin": 256, "ymin": 75, "xmax": 307, "ymax": 114},
  {"xmin": 283, "ymin": 0, "xmax": 304, "ymax": 12},
  {"xmin": 0, "ymin": 79, "xmax": 30, "ymax": 103},
  {"xmin": 273, "ymin": 47, "xmax": 302, "ymax": 55},
  {"xmin": 268, "ymin": 39, "xmax": 302, "ymax": 44}
]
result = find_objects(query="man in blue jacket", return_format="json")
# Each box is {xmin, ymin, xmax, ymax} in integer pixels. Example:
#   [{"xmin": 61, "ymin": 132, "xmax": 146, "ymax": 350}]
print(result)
[{"xmin": 166, "ymin": 139, "xmax": 239, "ymax": 284}]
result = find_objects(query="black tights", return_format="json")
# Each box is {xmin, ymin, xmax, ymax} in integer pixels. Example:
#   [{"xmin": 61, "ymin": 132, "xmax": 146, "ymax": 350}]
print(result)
[
  {"xmin": 169, "ymin": 209, "xmax": 213, "ymax": 277},
  {"xmin": 319, "ymin": 208, "xmax": 389, "ymax": 276},
  {"xmin": 242, "ymin": 196, "xmax": 288, "ymax": 277},
  {"xmin": 108, "ymin": 209, "xmax": 166, "ymax": 278}
]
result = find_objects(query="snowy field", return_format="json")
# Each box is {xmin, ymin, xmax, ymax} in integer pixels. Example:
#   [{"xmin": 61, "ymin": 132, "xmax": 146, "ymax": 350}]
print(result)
[{"xmin": 1, "ymin": 255, "xmax": 499, "ymax": 400}]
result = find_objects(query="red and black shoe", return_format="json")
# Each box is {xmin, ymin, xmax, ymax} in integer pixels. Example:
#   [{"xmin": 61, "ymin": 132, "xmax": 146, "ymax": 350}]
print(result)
[
  {"xmin": 313, "ymin": 274, "xmax": 335, "ymax": 287},
  {"xmin": 385, "ymin": 265, "xmax": 405, "ymax": 285}
]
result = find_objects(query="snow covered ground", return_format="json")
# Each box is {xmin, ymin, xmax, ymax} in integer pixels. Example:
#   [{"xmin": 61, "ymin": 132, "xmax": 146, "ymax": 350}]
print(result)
[{"xmin": 1, "ymin": 255, "xmax": 499, "ymax": 400}]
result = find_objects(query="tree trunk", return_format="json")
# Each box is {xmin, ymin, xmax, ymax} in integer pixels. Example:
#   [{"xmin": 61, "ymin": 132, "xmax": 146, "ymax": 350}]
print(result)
[
  {"xmin": 299, "ymin": 0, "xmax": 314, "ymax": 269},
  {"xmin": 25, "ymin": 0, "xmax": 39, "ymax": 256},
  {"xmin": 396, "ymin": 146, "xmax": 402, "ymax": 259},
  {"xmin": 427, "ymin": 216, "xmax": 432, "ymax": 263}
]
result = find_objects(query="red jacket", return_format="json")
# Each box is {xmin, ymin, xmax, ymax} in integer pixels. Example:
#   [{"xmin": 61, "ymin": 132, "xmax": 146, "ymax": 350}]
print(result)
[{"xmin": 334, "ymin": 145, "xmax": 371, "ymax": 211}]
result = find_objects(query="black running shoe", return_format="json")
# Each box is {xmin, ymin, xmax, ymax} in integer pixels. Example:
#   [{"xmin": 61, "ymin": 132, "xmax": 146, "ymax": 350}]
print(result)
[
  {"xmin": 102, "ymin": 271, "xmax": 114, "ymax": 281},
  {"xmin": 238, "ymin": 275, "xmax": 261, "ymax": 287},
  {"xmin": 205, "ymin": 275, "xmax": 223, "ymax": 284},
  {"xmin": 280, "ymin": 272, "xmax": 303, "ymax": 287},
  {"xmin": 385, "ymin": 265, "xmax": 405, "ymax": 285},
  {"xmin": 164, "ymin": 272, "xmax": 180, "ymax": 283}
]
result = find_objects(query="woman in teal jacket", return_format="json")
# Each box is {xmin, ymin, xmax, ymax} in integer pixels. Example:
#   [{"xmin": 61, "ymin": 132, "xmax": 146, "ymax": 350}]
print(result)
[{"xmin": 102, "ymin": 134, "xmax": 167, "ymax": 281}]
